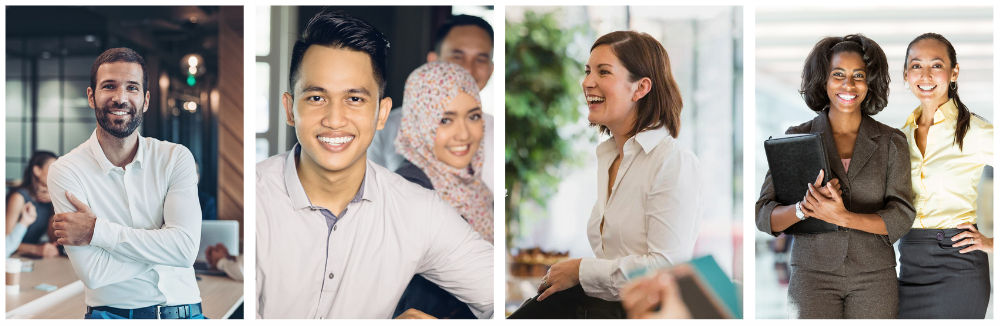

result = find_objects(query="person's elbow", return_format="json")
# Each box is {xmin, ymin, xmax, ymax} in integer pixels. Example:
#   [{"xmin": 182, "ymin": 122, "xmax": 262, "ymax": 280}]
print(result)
[{"xmin": 78, "ymin": 271, "xmax": 117, "ymax": 290}]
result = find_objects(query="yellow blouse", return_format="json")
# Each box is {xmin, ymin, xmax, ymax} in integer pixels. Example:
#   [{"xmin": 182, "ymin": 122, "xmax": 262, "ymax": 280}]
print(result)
[{"xmin": 900, "ymin": 99, "xmax": 993, "ymax": 229}]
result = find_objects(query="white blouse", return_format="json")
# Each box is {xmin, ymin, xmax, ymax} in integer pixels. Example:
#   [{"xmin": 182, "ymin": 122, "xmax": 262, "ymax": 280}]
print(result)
[{"xmin": 580, "ymin": 127, "xmax": 702, "ymax": 301}]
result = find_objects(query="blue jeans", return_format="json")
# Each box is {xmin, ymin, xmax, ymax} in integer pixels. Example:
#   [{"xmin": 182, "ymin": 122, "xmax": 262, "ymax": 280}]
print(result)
[{"xmin": 84, "ymin": 310, "xmax": 207, "ymax": 319}]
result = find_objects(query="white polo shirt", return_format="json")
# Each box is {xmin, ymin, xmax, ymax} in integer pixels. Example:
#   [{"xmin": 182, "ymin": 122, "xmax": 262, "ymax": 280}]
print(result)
[{"xmin": 47, "ymin": 131, "xmax": 202, "ymax": 308}]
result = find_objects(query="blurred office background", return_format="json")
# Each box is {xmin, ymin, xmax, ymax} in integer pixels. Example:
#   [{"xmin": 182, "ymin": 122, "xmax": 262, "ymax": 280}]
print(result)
[
  {"xmin": 754, "ymin": 6, "xmax": 993, "ymax": 318},
  {"xmin": 504, "ymin": 6, "xmax": 743, "ymax": 313},
  {"xmin": 254, "ymin": 6, "xmax": 496, "ymax": 162},
  {"xmin": 5, "ymin": 6, "xmax": 245, "ymax": 238}
]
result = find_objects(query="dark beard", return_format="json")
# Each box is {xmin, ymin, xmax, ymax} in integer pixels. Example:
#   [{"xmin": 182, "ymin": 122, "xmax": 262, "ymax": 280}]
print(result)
[{"xmin": 95, "ymin": 101, "xmax": 143, "ymax": 139}]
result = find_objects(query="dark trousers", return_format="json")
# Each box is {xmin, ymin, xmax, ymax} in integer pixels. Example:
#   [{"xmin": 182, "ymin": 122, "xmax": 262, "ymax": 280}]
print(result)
[
  {"xmin": 898, "ymin": 227, "xmax": 991, "ymax": 319},
  {"xmin": 788, "ymin": 257, "xmax": 898, "ymax": 318},
  {"xmin": 393, "ymin": 274, "xmax": 475, "ymax": 319},
  {"xmin": 507, "ymin": 285, "xmax": 625, "ymax": 319}
]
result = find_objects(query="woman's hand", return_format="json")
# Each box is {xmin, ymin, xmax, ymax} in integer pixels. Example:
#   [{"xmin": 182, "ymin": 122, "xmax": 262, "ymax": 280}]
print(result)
[
  {"xmin": 806, "ymin": 170, "xmax": 841, "ymax": 201},
  {"xmin": 801, "ymin": 182, "xmax": 850, "ymax": 227},
  {"xmin": 19, "ymin": 202, "xmax": 37, "ymax": 227},
  {"xmin": 622, "ymin": 270, "xmax": 691, "ymax": 319},
  {"xmin": 537, "ymin": 258, "xmax": 581, "ymax": 301},
  {"xmin": 952, "ymin": 223, "xmax": 993, "ymax": 254}
]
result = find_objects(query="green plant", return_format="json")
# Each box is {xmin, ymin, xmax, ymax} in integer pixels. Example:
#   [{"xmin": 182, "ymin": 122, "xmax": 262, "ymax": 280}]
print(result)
[{"xmin": 505, "ymin": 10, "xmax": 585, "ymax": 248}]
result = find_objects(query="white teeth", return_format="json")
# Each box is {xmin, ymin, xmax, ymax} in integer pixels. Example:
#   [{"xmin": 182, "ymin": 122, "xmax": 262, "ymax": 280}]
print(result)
[
  {"xmin": 110, "ymin": 111, "xmax": 127, "ymax": 116},
  {"xmin": 318, "ymin": 136, "xmax": 354, "ymax": 145},
  {"xmin": 918, "ymin": 85, "xmax": 936, "ymax": 91},
  {"xmin": 837, "ymin": 94, "xmax": 857, "ymax": 100},
  {"xmin": 587, "ymin": 96, "xmax": 605, "ymax": 103},
  {"xmin": 449, "ymin": 145, "xmax": 469, "ymax": 152}
]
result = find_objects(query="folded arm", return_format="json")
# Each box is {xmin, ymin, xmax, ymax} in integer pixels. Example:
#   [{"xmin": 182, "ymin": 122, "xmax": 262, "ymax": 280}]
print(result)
[
  {"xmin": 47, "ymin": 162, "xmax": 154, "ymax": 289},
  {"xmin": 87, "ymin": 147, "xmax": 202, "ymax": 267}
]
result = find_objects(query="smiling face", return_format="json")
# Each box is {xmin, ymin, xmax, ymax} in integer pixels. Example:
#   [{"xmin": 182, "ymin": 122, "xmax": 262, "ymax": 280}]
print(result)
[
  {"xmin": 905, "ymin": 38, "xmax": 958, "ymax": 105},
  {"xmin": 88, "ymin": 62, "xmax": 149, "ymax": 139},
  {"xmin": 826, "ymin": 51, "xmax": 868, "ymax": 114},
  {"xmin": 583, "ymin": 45, "xmax": 639, "ymax": 134},
  {"xmin": 433, "ymin": 92, "xmax": 483, "ymax": 169},
  {"xmin": 438, "ymin": 25, "xmax": 493, "ymax": 90},
  {"xmin": 284, "ymin": 46, "xmax": 392, "ymax": 174}
]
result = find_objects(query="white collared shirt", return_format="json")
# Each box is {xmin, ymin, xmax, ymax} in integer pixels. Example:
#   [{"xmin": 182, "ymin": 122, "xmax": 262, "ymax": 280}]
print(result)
[
  {"xmin": 47, "ymin": 131, "xmax": 202, "ymax": 308},
  {"xmin": 255, "ymin": 147, "xmax": 493, "ymax": 319},
  {"xmin": 581, "ymin": 127, "xmax": 702, "ymax": 301}
]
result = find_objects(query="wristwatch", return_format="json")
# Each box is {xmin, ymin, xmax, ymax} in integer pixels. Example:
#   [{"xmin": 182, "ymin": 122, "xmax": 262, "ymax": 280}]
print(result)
[{"xmin": 795, "ymin": 202, "xmax": 806, "ymax": 220}]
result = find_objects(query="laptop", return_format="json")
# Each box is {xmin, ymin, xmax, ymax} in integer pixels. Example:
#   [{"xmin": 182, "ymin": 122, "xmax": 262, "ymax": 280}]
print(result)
[{"xmin": 193, "ymin": 220, "xmax": 240, "ymax": 276}]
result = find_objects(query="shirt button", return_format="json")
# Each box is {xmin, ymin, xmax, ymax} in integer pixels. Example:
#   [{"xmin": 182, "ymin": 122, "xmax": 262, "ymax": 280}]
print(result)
[
  {"xmin": 328, "ymin": 273, "xmax": 334, "ymax": 279},
  {"xmin": 333, "ymin": 225, "xmax": 337, "ymax": 231}
]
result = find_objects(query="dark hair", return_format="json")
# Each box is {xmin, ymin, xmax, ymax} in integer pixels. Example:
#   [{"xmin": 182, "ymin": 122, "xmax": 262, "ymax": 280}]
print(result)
[
  {"xmin": 799, "ymin": 34, "xmax": 890, "ymax": 115},
  {"xmin": 18, "ymin": 151, "xmax": 57, "ymax": 199},
  {"xmin": 590, "ymin": 31, "xmax": 683, "ymax": 138},
  {"xmin": 288, "ymin": 11, "xmax": 390, "ymax": 98},
  {"xmin": 433, "ymin": 14, "xmax": 494, "ymax": 54},
  {"xmin": 904, "ymin": 33, "xmax": 971, "ymax": 150},
  {"xmin": 90, "ymin": 47, "xmax": 148, "ymax": 93}
]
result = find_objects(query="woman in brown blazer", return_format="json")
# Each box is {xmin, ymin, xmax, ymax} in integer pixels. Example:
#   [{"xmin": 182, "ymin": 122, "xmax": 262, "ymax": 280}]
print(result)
[{"xmin": 756, "ymin": 34, "xmax": 915, "ymax": 318}]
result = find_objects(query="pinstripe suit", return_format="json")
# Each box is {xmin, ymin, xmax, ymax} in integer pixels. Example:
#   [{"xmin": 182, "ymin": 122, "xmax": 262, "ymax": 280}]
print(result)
[{"xmin": 757, "ymin": 111, "xmax": 916, "ymax": 318}]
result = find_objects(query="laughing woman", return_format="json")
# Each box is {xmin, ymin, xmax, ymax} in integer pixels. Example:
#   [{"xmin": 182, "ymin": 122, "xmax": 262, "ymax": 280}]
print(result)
[
  {"xmin": 897, "ymin": 33, "xmax": 993, "ymax": 319},
  {"xmin": 755, "ymin": 34, "xmax": 915, "ymax": 318},
  {"xmin": 529, "ymin": 31, "xmax": 702, "ymax": 318},
  {"xmin": 392, "ymin": 61, "xmax": 492, "ymax": 319}
]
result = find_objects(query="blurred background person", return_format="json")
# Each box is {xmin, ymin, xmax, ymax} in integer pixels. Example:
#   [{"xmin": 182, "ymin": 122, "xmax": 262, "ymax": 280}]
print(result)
[
  {"xmin": 370, "ymin": 14, "xmax": 495, "ymax": 192},
  {"xmin": 393, "ymin": 61, "xmax": 492, "ymax": 319},
  {"xmin": 5, "ymin": 151, "xmax": 59, "ymax": 258}
]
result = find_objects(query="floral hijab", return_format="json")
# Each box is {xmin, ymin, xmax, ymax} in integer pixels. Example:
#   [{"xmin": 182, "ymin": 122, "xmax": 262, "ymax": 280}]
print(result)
[{"xmin": 395, "ymin": 61, "xmax": 493, "ymax": 244}]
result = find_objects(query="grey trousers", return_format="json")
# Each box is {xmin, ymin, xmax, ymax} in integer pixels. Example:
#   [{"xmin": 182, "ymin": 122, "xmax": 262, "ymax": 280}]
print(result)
[{"xmin": 788, "ymin": 257, "xmax": 898, "ymax": 319}]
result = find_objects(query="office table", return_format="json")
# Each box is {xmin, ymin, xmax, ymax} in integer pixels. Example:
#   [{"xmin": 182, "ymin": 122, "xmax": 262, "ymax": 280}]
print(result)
[{"xmin": 5, "ymin": 256, "xmax": 244, "ymax": 319}]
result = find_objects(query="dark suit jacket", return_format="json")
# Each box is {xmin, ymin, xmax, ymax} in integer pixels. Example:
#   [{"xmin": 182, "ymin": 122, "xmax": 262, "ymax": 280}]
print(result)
[{"xmin": 756, "ymin": 110, "xmax": 915, "ymax": 272}]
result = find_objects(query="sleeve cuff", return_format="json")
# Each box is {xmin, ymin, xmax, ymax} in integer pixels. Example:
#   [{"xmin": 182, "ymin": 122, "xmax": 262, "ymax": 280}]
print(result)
[
  {"xmin": 216, "ymin": 257, "xmax": 244, "ymax": 282},
  {"xmin": 89, "ymin": 218, "xmax": 118, "ymax": 250},
  {"xmin": 578, "ymin": 257, "xmax": 614, "ymax": 298}
]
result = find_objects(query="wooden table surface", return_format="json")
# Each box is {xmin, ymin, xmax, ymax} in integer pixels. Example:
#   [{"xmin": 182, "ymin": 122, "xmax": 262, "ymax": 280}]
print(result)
[
  {"xmin": 5, "ymin": 257, "xmax": 79, "ymax": 312},
  {"xmin": 6, "ymin": 256, "xmax": 244, "ymax": 319}
]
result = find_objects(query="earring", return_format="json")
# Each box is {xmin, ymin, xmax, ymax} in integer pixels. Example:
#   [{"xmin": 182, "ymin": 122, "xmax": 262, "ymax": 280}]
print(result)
[
  {"xmin": 950, "ymin": 82, "xmax": 957, "ymax": 90},
  {"xmin": 904, "ymin": 82, "xmax": 910, "ymax": 91}
]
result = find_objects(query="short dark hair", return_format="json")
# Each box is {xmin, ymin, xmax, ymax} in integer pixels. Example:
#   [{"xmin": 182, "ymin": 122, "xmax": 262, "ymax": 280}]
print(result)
[
  {"xmin": 433, "ymin": 14, "xmax": 494, "ymax": 54},
  {"xmin": 17, "ymin": 151, "xmax": 58, "ymax": 199},
  {"xmin": 288, "ymin": 11, "xmax": 390, "ymax": 98},
  {"xmin": 591, "ymin": 31, "xmax": 683, "ymax": 138},
  {"xmin": 799, "ymin": 34, "xmax": 890, "ymax": 115},
  {"xmin": 90, "ymin": 47, "xmax": 148, "ymax": 94}
]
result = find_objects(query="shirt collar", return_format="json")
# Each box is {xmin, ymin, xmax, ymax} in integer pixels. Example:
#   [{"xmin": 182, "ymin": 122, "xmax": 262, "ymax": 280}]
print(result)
[
  {"xmin": 88, "ymin": 130, "xmax": 145, "ymax": 175},
  {"xmin": 284, "ymin": 143, "xmax": 371, "ymax": 210},
  {"xmin": 905, "ymin": 98, "xmax": 958, "ymax": 128},
  {"xmin": 596, "ymin": 126, "xmax": 669, "ymax": 157}
]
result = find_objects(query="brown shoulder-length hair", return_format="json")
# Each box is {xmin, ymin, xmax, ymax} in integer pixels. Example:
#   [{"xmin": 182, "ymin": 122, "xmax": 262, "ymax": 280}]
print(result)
[{"xmin": 591, "ymin": 31, "xmax": 683, "ymax": 138}]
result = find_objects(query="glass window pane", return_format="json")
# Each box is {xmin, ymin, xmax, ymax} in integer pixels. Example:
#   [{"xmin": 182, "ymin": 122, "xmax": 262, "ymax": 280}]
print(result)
[
  {"xmin": 256, "ymin": 62, "xmax": 270, "ymax": 133},
  {"xmin": 256, "ymin": 6, "xmax": 271, "ymax": 57},
  {"xmin": 256, "ymin": 138, "xmax": 269, "ymax": 163},
  {"xmin": 38, "ymin": 57, "xmax": 59, "ymax": 77},
  {"xmin": 65, "ymin": 56, "xmax": 97, "ymax": 77},
  {"xmin": 37, "ymin": 121, "xmax": 60, "ymax": 154},
  {"xmin": 38, "ymin": 78, "xmax": 61, "ymax": 118},
  {"xmin": 6, "ymin": 122, "xmax": 23, "ymax": 160},
  {"xmin": 63, "ymin": 121, "xmax": 96, "ymax": 152},
  {"xmin": 7, "ymin": 161, "xmax": 22, "ymax": 182},
  {"xmin": 6, "ymin": 78, "xmax": 25, "ymax": 117},
  {"xmin": 7, "ymin": 58, "xmax": 23, "ymax": 77},
  {"xmin": 63, "ymin": 80, "xmax": 92, "ymax": 118}
]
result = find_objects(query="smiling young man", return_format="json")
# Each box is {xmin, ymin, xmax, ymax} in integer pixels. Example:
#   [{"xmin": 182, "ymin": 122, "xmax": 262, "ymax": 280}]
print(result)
[
  {"xmin": 46, "ymin": 47, "xmax": 205, "ymax": 319},
  {"xmin": 368, "ymin": 14, "xmax": 495, "ymax": 192},
  {"xmin": 255, "ymin": 11, "xmax": 493, "ymax": 319}
]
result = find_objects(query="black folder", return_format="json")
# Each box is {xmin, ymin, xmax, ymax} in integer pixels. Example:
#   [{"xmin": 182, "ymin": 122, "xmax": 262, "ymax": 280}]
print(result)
[{"xmin": 763, "ymin": 133, "xmax": 838, "ymax": 234}]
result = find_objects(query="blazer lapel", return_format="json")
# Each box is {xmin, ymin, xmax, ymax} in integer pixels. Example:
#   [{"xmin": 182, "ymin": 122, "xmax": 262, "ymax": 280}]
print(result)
[
  {"xmin": 813, "ymin": 111, "xmax": 849, "ymax": 184},
  {"xmin": 847, "ymin": 114, "xmax": 880, "ymax": 181}
]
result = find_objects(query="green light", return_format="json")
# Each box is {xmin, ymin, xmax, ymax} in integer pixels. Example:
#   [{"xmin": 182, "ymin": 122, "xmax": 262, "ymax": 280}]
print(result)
[{"xmin": 187, "ymin": 75, "xmax": 196, "ymax": 86}]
